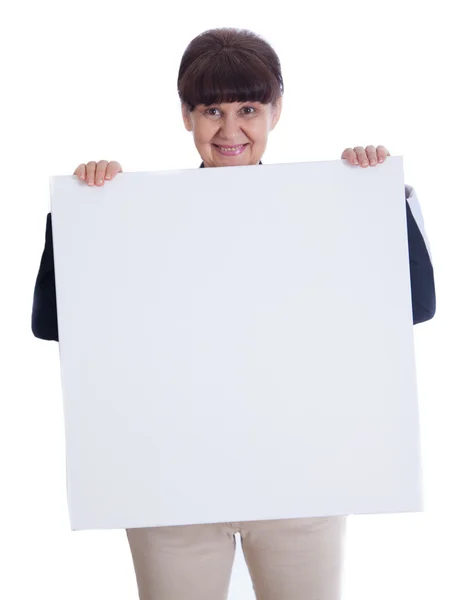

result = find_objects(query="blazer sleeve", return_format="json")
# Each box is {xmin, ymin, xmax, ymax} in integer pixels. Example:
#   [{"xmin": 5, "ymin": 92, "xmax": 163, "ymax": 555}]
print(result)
[
  {"xmin": 31, "ymin": 212, "xmax": 59, "ymax": 341},
  {"xmin": 405, "ymin": 184, "xmax": 436, "ymax": 324}
]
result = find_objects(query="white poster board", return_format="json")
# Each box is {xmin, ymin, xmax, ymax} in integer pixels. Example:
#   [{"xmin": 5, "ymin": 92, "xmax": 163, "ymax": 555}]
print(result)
[{"xmin": 50, "ymin": 157, "xmax": 422, "ymax": 531}]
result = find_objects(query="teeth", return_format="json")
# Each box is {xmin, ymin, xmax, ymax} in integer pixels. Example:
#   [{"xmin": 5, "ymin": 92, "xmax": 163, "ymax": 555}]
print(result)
[{"xmin": 218, "ymin": 146, "xmax": 243, "ymax": 152}]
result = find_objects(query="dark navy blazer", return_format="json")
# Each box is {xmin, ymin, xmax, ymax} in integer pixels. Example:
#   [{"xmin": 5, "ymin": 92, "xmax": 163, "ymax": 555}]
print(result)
[{"xmin": 31, "ymin": 162, "xmax": 436, "ymax": 341}]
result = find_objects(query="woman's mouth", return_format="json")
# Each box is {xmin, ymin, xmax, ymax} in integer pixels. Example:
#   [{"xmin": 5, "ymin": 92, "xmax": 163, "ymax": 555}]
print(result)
[{"xmin": 213, "ymin": 143, "xmax": 249, "ymax": 156}]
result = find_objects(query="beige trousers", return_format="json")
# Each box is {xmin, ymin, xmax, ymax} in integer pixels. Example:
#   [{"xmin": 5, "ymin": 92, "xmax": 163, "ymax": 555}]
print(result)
[{"xmin": 126, "ymin": 515, "xmax": 347, "ymax": 600}]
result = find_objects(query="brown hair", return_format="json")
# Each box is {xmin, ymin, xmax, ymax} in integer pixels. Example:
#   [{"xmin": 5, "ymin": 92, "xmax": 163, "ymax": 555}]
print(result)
[{"xmin": 177, "ymin": 28, "xmax": 284, "ymax": 112}]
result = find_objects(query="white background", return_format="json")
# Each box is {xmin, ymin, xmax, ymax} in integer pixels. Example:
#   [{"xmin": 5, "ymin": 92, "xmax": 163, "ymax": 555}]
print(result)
[{"xmin": 1, "ymin": 0, "xmax": 469, "ymax": 599}]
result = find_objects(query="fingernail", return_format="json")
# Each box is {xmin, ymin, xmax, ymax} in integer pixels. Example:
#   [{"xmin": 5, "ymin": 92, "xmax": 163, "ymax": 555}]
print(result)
[
  {"xmin": 379, "ymin": 157, "xmax": 384, "ymax": 163},
  {"xmin": 362, "ymin": 161, "xmax": 368, "ymax": 166},
  {"xmin": 354, "ymin": 159, "xmax": 359, "ymax": 164},
  {"xmin": 88, "ymin": 180, "xmax": 93, "ymax": 185},
  {"xmin": 105, "ymin": 174, "xmax": 111, "ymax": 180},
  {"xmin": 97, "ymin": 179, "xmax": 103, "ymax": 185}
]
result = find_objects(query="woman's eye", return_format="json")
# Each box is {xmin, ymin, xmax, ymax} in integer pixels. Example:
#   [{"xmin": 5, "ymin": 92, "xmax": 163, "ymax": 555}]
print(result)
[{"xmin": 205, "ymin": 106, "xmax": 256, "ymax": 117}]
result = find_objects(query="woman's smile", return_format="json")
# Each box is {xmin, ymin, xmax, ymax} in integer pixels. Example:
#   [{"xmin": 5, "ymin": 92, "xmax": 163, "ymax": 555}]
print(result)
[{"xmin": 212, "ymin": 143, "xmax": 249, "ymax": 156}]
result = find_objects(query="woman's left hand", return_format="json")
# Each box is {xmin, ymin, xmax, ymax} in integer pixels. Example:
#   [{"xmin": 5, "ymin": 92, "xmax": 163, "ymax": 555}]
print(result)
[{"xmin": 341, "ymin": 145, "xmax": 391, "ymax": 168}]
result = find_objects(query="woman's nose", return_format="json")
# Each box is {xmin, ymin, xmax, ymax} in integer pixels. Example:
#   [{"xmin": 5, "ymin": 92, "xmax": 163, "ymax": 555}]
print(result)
[{"xmin": 219, "ymin": 116, "xmax": 241, "ymax": 140}]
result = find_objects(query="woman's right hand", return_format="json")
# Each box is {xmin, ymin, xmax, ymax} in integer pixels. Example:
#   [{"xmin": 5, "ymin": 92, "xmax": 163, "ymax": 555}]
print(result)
[{"xmin": 73, "ymin": 160, "xmax": 123, "ymax": 186}]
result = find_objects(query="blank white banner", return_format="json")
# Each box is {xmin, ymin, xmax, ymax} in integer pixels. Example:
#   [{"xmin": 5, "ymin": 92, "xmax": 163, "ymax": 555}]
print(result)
[{"xmin": 50, "ymin": 157, "xmax": 422, "ymax": 531}]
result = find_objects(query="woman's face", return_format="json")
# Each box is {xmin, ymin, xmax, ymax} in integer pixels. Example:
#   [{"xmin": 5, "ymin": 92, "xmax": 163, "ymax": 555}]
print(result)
[{"xmin": 182, "ymin": 98, "xmax": 282, "ymax": 168}]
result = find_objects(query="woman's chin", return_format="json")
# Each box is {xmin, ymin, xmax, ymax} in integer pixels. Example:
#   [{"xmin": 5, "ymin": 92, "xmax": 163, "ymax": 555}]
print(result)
[{"xmin": 202, "ymin": 145, "xmax": 262, "ymax": 167}]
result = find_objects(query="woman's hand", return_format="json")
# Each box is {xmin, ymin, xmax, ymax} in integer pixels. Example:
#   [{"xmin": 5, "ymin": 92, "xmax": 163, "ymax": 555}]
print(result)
[
  {"xmin": 341, "ymin": 146, "xmax": 390, "ymax": 168},
  {"xmin": 73, "ymin": 160, "xmax": 123, "ymax": 186}
]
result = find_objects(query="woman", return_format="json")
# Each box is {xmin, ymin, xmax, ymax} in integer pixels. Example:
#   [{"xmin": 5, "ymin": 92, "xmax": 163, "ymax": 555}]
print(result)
[{"xmin": 31, "ymin": 27, "xmax": 436, "ymax": 600}]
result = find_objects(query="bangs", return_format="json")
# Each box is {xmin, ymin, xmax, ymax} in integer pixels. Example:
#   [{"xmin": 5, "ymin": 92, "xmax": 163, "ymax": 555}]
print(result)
[{"xmin": 179, "ymin": 51, "xmax": 281, "ymax": 110}]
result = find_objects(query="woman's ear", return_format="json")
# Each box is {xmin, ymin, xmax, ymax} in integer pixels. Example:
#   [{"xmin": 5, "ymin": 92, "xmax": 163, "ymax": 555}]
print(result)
[
  {"xmin": 181, "ymin": 103, "xmax": 193, "ymax": 132},
  {"xmin": 270, "ymin": 96, "xmax": 283, "ymax": 131}
]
